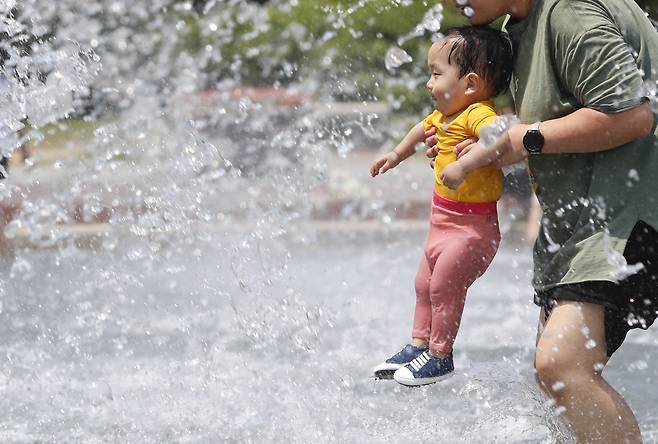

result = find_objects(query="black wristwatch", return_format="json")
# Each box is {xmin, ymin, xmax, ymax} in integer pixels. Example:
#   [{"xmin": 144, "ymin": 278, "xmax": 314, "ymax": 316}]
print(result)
[{"xmin": 523, "ymin": 122, "xmax": 545, "ymax": 154}]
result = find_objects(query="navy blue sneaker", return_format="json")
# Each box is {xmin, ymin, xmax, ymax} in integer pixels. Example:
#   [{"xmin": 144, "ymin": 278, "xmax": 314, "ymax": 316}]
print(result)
[
  {"xmin": 372, "ymin": 344, "xmax": 428, "ymax": 380},
  {"xmin": 393, "ymin": 351, "xmax": 454, "ymax": 386}
]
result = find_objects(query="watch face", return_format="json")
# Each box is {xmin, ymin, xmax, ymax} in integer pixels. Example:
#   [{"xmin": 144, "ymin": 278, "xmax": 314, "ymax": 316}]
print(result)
[{"xmin": 523, "ymin": 130, "xmax": 544, "ymax": 153}]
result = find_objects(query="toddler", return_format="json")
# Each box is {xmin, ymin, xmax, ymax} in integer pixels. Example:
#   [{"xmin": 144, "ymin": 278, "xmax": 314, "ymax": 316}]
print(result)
[{"xmin": 370, "ymin": 26, "xmax": 513, "ymax": 386}]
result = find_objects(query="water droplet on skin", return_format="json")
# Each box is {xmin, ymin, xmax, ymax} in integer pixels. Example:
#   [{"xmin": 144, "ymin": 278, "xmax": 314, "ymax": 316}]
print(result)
[
  {"xmin": 463, "ymin": 6, "xmax": 475, "ymax": 17},
  {"xmin": 585, "ymin": 339, "xmax": 597, "ymax": 349},
  {"xmin": 554, "ymin": 406, "xmax": 567, "ymax": 416},
  {"xmin": 630, "ymin": 360, "xmax": 648, "ymax": 371},
  {"xmin": 551, "ymin": 381, "xmax": 566, "ymax": 392}
]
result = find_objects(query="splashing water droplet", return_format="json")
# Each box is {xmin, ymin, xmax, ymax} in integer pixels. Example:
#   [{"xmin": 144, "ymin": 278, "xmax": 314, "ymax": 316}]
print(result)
[
  {"xmin": 479, "ymin": 114, "xmax": 523, "ymax": 177},
  {"xmin": 551, "ymin": 381, "xmax": 566, "ymax": 392},
  {"xmin": 463, "ymin": 6, "xmax": 475, "ymax": 17},
  {"xmin": 10, "ymin": 257, "xmax": 34, "ymax": 281},
  {"xmin": 603, "ymin": 230, "xmax": 645, "ymax": 280},
  {"xmin": 385, "ymin": 47, "xmax": 413, "ymax": 73},
  {"xmin": 422, "ymin": 4, "xmax": 443, "ymax": 33}
]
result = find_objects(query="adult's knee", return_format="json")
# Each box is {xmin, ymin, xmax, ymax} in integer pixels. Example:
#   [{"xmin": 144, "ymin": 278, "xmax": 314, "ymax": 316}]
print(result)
[{"xmin": 534, "ymin": 349, "xmax": 579, "ymax": 394}]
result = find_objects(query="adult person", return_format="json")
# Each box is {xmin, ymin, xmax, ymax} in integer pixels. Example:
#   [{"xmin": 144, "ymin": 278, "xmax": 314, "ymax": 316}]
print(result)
[{"xmin": 424, "ymin": 1, "xmax": 658, "ymax": 442}]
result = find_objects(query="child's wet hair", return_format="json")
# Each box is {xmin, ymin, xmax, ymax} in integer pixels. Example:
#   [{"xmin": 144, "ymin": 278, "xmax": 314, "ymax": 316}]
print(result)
[{"xmin": 441, "ymin": 26, "xmax": 513, "ymax": 97}]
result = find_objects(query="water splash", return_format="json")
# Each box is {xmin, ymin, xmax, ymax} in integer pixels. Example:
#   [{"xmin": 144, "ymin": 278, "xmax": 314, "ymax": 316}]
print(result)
[
  {"xmin": 479, "ymin": 114, "xmax": 524, "ymax": 177},
  {"xmin": 397, "ymin": 4, "xmax": 444, "ymax": 45},
  {"xmin": 1, "ymin": 1, "xmax": 654, "ymax": 442},
  {"xmin": 603, "ymin": 229, "xmax": 645, "ymax": 280},
  {"xmin": 385, "ymin": 47, "xmax": 413, "ymax": 72}
]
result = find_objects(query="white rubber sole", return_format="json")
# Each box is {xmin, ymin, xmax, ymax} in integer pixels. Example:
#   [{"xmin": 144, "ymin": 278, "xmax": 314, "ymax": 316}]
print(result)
[
  {"xmin": 373, "ymin": 362, "xmax": 404, "ymax": 380},
  {"xmin": 393, "ymin": 370, "xmax": 453, "ymax": 387}
]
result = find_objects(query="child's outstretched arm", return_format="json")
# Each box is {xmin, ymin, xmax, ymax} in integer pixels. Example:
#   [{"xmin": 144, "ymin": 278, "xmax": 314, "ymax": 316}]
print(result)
[{"xmin": 370, "ymin": 121, "xmax": 424, "ymax": 177}]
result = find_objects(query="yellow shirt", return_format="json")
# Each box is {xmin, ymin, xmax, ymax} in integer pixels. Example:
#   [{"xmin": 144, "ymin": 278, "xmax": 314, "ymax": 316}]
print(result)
[{"xmin": 424, "ymin": 101, "xmax": 503, "ymax": 203}]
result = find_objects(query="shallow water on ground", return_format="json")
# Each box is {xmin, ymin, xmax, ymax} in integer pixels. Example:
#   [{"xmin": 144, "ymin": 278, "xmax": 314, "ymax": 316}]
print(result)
[{"xmin": 0, "ymin": 232, "xmax": 656, "ymax": 443}]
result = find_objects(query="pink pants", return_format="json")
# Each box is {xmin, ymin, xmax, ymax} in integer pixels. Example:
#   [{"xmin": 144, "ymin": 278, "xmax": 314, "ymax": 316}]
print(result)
[{"xmin": 412, "ymin": 196, "xmax": 500, "ymax": 355}]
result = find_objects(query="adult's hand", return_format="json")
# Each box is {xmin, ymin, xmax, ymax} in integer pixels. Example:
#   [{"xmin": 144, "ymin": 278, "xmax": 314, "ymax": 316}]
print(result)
[
  {"xmin": 449, "ymin": 125, "xmax": 531, "ymax": 171},
  {"xmin": 459, "ymin": 125, "xmax": 531, "ymax": 169},
  {"xmin": 424, "ymin": 126, "xmax": 438, "ymax": 159},
  {"xmin": 424, "ymin": 126, "xmax": 438, "ymax": 169},
  {"xmin": 424, "ymin": 123, "xmax": 533, "ymax": 170},
  {"xmin": 454, "ymin": 137, "xmax": 479, "ymax": 158}
]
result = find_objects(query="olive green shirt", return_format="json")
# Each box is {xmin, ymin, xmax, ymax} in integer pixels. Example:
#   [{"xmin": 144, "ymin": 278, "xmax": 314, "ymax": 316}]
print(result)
[{"xmin": 505, "ymin": 0, "xmax": 658, "ymax": 290}]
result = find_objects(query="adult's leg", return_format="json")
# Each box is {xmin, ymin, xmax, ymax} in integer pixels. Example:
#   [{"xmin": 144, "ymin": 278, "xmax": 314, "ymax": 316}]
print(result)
[{"xmin": 535, "ymin": 300, "xmax": 642, "ymax": 443}]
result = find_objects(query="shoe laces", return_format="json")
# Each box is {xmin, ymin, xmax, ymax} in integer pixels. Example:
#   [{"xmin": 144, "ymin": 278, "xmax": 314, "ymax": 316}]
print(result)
[{"xmin": 409, "ymin": 351, "xmax": 432, "ymax": 371}]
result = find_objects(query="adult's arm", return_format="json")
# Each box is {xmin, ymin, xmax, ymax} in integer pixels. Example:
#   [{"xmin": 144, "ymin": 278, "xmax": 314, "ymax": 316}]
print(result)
[
  {"xmin": 532, "ymin": 3, "xmax": 655, "ymax": 154},
  {"xmin": 494, "ymin": 103, "xmax": 654, "ymax": 166},
  {"xmin": 430, "ymin": 102, "xmax": 653, "ymax": 170},
  {"xmin": 449, "ymin": 0, "xmax": 657, "ymax": 168}
]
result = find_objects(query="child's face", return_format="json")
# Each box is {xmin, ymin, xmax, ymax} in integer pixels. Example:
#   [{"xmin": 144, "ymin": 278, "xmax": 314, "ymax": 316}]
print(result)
[
  {"xmin": 452, "ymin": 0, "xmax": 510, "ymax": 25},
  {"xmin": 426, "ymin": 40, "xmax": 471, "ymax": 117}
]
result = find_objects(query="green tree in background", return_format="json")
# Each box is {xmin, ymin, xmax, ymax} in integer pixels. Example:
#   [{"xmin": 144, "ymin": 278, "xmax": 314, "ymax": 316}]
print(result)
[
  {"xmin": 181, "ymin": 0, "xmax": 658, "ymax": 113},
  {"xmin": 181, "ymin": 0, "xmax": 468, "ymax": 111}
]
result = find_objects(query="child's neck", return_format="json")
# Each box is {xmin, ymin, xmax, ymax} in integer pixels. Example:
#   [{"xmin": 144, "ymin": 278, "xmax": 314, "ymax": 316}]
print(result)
[{"xmin": 443, "ymin": 98, "xmax": 490, "ymax": 124}]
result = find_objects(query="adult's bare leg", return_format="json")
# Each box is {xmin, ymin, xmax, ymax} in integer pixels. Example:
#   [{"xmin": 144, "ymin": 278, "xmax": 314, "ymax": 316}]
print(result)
[{"xmin": 534, "ymin": 300, "xmax": 642, "ymax": 443}]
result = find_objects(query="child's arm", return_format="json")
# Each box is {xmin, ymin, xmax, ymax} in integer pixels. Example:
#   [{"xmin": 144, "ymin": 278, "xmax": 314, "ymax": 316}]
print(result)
[{"xmin": 370, "ymin": 121, "xmax": 425, "ymax": 177}]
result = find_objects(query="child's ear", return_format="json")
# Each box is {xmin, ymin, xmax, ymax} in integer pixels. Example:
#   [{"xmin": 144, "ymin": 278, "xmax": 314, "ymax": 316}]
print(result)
[{"xmin": 464, "ymin": 73, "xmax": 486, "ymax": 97}]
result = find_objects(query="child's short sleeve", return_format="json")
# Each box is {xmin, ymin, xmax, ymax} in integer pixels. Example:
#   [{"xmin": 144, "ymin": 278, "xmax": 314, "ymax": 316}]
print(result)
[
  {"xmin": 465, "ymin": 104, "xmax": 497, "ymax": 137},
  {"xmin": 551, "ymin": 3, "xmax": 647, "ymax": 113}
]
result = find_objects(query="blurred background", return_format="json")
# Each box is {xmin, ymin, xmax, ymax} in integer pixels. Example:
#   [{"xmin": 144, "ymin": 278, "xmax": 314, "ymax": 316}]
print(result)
[
  {"xmin": 4, "ymin": 0, "xmax": 657, "ymax": 243},
  {"xmin": 0, "ymin": 1, "xmax": 657, "ymax": 442}
]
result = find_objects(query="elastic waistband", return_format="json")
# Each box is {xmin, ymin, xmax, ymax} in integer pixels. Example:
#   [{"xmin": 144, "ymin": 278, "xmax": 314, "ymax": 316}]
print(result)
[{"xmin": 433, "ymin": 193, "xmax": 497, "ymax": 216}]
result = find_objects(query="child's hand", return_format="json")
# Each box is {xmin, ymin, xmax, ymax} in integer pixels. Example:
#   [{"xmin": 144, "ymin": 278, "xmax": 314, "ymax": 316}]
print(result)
[
  {"xmin": 440, "ymin": 161, "xmax": 467, "ymax": 189},
  {"xmin": 370, "ymin": 151, "xmax": 400, "ymax": 177}
]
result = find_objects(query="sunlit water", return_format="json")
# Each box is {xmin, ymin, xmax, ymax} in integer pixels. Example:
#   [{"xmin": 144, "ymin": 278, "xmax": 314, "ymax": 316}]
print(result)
[
  {"xmin": 0, "ymin": 233, "xmax": 656, "ymax": 443},
  {"xmin": 0, "ymin": 1, "xmax": 657, "ymax": 442}
]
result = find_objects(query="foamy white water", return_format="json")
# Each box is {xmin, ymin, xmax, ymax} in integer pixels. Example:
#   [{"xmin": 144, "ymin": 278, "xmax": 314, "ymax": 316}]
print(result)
[
  {"xmin": 0, "ymin": 232, "xmax": 656, "ymax": 443},
  {"xmin": 0, "ymin": 2, "xmax": 656, "ymax": 442}
]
